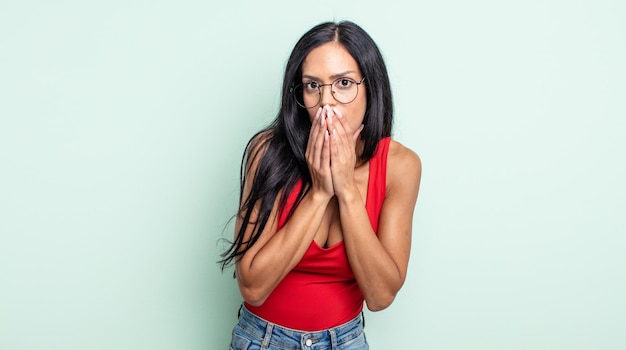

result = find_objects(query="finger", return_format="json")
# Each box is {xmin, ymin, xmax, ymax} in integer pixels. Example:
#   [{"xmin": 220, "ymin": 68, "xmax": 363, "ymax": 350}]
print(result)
[
  {"xmin": 320, "ymin": 105, "xmax": 334, "ymax": 139},
  {"xmin": 305, "ymin": 108, "xmax": 318, "ymax": 158},
  {"xmin": 326, "ymin": 129, "xmax": 341, "ymax": 161},
  {"xmin": 329, "ymin": 125, "xmax": 341, "ymax": 163},
  {"xmin": 312, "ymin": 106, "xmax": 323, "ymax": 135},
  {"xmin": 312, "ymin": 108, "xmax": 328, "ymax": 169},
  {"xmin": 332, "ymin": 107, "xmax": 353, "ymax": 134},
  {"xmin": 306, "ymin": 107, "xmax": 323, "ymax": 162},
  {"xmin": 330, "ymin": 108, "xmax": 352, "ymax": 147},
  {"xmin": 326, "ymin": 105, "xmax": 345, "ymax": 138},
  {"xmin": 308, "ymin": 107, "xmax": 322, "ymax": 136},
  {"xmin": 321, "ymin": 129, "xmax": 330, "ymax": 169},
  {"xmin": 324, "ymin": 105, "xmax": 333, "ymax": 126}
]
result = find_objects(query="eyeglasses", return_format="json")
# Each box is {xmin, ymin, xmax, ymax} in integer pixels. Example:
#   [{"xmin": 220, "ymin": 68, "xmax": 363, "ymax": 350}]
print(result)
[{"xmin": 291, "ymin": 77, "xmax": 366, "ymax": 109}]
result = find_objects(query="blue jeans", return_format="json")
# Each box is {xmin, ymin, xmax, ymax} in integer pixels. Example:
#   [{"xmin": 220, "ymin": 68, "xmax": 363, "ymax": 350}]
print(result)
[{"xmin": 229, "ymin": 305, "xmax": 369, "ymax": 350}]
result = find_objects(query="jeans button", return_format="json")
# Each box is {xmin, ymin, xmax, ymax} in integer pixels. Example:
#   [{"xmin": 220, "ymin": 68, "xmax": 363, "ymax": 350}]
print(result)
[{"xmin": 305, "ymin": 338, "xmax": 312, "ymax": 347}]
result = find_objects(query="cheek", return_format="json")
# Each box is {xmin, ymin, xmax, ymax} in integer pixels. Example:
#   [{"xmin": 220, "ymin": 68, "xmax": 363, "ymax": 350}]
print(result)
[{"xmin": 350, "ymin": 96, "xmax": 367, "ymax": 128}]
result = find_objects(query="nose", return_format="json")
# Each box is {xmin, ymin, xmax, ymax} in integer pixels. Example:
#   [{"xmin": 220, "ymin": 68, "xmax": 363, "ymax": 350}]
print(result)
[{"xmin": 319, "ymin": 84, "xmax": 335, "ymax": 107}]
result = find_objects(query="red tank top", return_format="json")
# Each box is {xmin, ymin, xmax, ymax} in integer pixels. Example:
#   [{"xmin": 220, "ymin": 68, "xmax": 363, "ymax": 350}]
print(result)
[{"xmin": 245, "ymin": 137, "xmax": 391, "ymax": 331}]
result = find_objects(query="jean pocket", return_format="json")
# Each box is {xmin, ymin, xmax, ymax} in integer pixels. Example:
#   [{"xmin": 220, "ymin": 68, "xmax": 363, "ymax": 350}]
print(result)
[
  {"xmin": 229, "ymin": 332, "xmax": 252, "ymax": 350},
  {"xmin": 338, "ymin": 331, "xmax": 368, "ymax": 349}
]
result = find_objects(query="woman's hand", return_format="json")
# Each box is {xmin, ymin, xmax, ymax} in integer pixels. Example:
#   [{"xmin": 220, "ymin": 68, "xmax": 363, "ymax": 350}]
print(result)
[
  {"xmin": 305, "ymin": 106, "xmax": 334, "ymax": 199},
  {"xmin": 325, "ymin": 106, "xmax": 364, "ymax": 198}
]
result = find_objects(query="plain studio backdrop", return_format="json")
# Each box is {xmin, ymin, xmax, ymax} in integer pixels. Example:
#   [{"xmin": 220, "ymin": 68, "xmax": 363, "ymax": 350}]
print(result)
[{"xmin": 1, "ymin": 1, "xmax": 624, "ymax": 349}]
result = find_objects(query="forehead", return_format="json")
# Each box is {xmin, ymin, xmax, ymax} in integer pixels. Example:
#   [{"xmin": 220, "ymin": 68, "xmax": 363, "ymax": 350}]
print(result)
[{"xmin": 301, "ymin": 42, "xmax": 361, "ymax": 78}]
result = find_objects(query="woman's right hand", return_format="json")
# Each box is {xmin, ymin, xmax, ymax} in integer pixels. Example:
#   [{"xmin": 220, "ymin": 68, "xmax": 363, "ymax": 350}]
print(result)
[{"xmin": 305, "ymin": 107, "xmax": 334, "ymax": 199}]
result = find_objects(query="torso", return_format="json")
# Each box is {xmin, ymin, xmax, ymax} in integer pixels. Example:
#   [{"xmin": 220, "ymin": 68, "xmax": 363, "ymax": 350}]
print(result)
[{"xmin": 244, "ymin": 136, "xmax": 397, "ymax": 331}]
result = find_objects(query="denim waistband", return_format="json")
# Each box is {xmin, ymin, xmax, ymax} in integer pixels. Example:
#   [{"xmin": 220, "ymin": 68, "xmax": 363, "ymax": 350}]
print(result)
[{"xmin": 233, "ymin": 304, "xmax": 366, "ymax": 349}]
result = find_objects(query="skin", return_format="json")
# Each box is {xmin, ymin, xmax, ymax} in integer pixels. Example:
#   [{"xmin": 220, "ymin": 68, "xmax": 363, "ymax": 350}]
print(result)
[{"xmin": 235, "ymin": 42, "xmax": 422, "ymax": 311}]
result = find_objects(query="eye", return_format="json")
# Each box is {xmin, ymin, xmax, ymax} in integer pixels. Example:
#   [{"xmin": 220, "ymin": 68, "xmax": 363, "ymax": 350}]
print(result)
[
  {"xmin": 304, "ymin": 81, "xmax": 320, "ymax": 93},
  {"xmin": 334, "ymin": 78, "xmax": 355, "ymax": 90}
]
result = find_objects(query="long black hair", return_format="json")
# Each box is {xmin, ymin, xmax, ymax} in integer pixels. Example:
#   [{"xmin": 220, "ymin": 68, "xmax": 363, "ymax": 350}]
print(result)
[{"xmin": 219, "ymin": 20, "xmax": 393, "ymax": 270}]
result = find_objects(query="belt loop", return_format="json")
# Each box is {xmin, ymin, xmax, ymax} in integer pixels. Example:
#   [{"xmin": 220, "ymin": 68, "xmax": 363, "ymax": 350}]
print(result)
[
  {"xmin": 329, "ymin": 328, "xmax": 338, "ymax": 349},
  {"xmin": 261, "ymin": 322, "xmax": 273, "ymax": 349},
  {"xmin": 361, "ymin": 311, "xmax": 366, "ymax": 329}
]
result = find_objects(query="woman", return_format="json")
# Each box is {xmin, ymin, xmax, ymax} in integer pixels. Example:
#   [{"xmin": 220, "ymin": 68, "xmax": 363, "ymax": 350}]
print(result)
[{"xmin": 221, "ymin": 20, "xmax": 422, "ymax": 349}]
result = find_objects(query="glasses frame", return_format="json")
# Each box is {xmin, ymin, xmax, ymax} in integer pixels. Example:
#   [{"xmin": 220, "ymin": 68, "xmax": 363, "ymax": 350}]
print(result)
[{"xmin": 291, "ymin": 77, "xmax": 366, "ymax": 109}]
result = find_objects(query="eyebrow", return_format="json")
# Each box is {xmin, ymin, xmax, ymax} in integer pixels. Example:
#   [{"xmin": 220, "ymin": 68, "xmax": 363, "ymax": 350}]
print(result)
[{"xmin": 302, "ymin": 71, "xmax": 359, "ymax": 81}]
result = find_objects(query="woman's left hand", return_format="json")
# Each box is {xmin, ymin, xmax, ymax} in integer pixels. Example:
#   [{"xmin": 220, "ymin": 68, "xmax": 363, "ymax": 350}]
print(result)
[{"xmin": 325, "ymin": 106, "xmax": 364, "ymax": 198}]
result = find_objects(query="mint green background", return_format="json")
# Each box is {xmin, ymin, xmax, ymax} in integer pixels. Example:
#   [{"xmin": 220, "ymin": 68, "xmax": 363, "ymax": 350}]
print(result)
[{"xmin": 1, "ymin": 1, "xmax": 625, "ymax": 349}]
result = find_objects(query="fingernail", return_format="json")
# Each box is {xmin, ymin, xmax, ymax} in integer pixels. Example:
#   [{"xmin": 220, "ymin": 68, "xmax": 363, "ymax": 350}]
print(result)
[{"xmin": 333, "ymin": 107, "xmax": 342, "ymax": 117}]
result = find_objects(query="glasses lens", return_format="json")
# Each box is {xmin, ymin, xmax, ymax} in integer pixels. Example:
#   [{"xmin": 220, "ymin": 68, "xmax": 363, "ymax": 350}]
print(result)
[
  {"xmin": 332, "ymin": 78, "xmax": 359, "ymax": 104},
  {"xmin": 293, "ymin": 84, "xmax": 320, "ymax": 109}
]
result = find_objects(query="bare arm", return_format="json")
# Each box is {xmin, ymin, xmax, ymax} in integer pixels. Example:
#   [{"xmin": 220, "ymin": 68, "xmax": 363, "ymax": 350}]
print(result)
[
  {"xmin": 236, "ymin": 187, "xmax": 330, "ymax": 306},
  {"xmin": 327, "ymin": 107, "xmax": 422, "ymax": 311},
  {"xmin": 339, "ymin": 143, "xmax": 421, "ymax": 311}
]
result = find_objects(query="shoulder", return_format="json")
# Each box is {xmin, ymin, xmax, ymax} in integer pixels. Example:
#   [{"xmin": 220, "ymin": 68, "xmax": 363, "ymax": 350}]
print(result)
[
  {"xmin": 388, "ymin": 139, "xmax": 421, "ymax": 174},
  {"xmin": 386, "ymin": 139, "xmax": 422, "ymax": 191},
  {"xmin": 245, "ymin": 130, "xmax": 274, "ymax": 161},
  {"xmin": 247, "ymin": 130, "xmax": 273, "ymax": 154},
  {"xmin": 241, "ymin": 130, "xmax": 276, "ymax": 179}
]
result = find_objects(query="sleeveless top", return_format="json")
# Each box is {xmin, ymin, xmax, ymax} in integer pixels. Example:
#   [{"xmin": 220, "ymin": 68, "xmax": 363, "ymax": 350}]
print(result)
[{"xmin": 244, "ymin": 137, "xmax": 391, "ymax": 331}]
